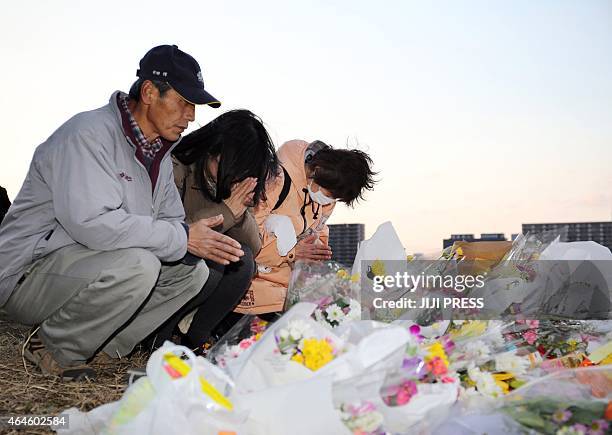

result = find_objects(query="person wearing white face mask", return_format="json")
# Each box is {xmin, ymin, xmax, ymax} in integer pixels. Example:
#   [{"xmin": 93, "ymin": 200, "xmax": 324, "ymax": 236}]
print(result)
[
  {"xmin": 308, "ymin": 181, "xmax": 336, "ymax": 205},
  {"xmin": 230, "ymin": 139, "xmax": 376, "ymax": 315}
]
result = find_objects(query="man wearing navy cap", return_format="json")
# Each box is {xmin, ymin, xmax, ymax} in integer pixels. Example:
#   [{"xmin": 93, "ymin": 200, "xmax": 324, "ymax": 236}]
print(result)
[{"xmin": 0, "ymin": 45, "xmax": 244, "ymax": 380}]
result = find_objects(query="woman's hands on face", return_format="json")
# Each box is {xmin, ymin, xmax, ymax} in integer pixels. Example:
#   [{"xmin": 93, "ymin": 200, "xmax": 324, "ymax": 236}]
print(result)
[{"xmin": 224, "ymin": 177, "xmax": 257, "ymax": 218}]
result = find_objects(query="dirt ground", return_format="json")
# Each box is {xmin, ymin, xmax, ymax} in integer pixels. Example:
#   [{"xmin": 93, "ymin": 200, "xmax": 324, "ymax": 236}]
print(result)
[{"xmin": 0, "ymin": 320, "xmax": 149, "ymax": 435}]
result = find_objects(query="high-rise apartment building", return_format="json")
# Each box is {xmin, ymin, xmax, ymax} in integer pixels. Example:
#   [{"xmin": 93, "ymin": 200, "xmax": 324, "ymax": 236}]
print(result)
[{"xmin": 328, "ymin": 223, "xmax": 365, "ymax": 267}]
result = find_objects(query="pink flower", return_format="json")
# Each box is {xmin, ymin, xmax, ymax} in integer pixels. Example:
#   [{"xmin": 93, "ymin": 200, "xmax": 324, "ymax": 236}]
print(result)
[
  {"xmin": 395, "ymin": 381, "xmax": 417, "ymax": 405},
  {"xmin": 396, "ymin": 389, "xmax": 412, "ymax": 405},
  {"xmin": 523, "ymin": 329, "xmax": 538, "ymax": 345},
  {"xmin": 383, "ymin": 380, "xmax": 417, "ymax": 406},
  {"xmin": 441, "ymin": 376, "xmax": 455, "ymax": 383},
  {"xmin": 239, "ymin": 338, "xmax": 253, "ymax": 349},
  {"xmin": 409, "ymin": 324, "xmax": 421, "ymax": 335},
  {"xmin": 426, "ymin": 357, "xmax": 448, "ymax": 376},
  {"xmin": 250, "ymin": 319, "xmax": 268, "ymax": 334},
  {"xmin": 526, "ymin": 320, "xmax": 539, "ymax": 328}
]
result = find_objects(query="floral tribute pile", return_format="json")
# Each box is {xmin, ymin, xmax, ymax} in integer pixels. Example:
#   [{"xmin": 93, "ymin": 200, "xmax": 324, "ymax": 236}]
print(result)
[{"xmin": 59, "ymin": 233, "xmax": 612, "ymax": 435}]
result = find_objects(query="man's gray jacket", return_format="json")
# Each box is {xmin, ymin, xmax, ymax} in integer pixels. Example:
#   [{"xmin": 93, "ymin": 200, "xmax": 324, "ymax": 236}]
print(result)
[{"xmin": 0, "ymin": 91, "xmax": 188, "ymax": 306}]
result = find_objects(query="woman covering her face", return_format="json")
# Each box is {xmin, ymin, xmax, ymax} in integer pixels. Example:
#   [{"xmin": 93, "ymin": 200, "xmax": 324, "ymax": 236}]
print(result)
[
  {"xmin": 146, "ymin": 109, "xmax": 279, "ymax": 350},
  {"xmin": 234, "ymin": 139, "xmax": 376, "ymax": 315}
]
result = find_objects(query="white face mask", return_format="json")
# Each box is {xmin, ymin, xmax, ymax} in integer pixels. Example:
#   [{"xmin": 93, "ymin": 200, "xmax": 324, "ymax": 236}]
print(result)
[{"xmin": 308, "ymin": 182, "xmax": 336, "ymax": 205}]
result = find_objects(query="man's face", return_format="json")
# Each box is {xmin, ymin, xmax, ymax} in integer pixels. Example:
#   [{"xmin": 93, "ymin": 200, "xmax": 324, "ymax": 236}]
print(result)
[{"xmin": 147, "ymin": 86, "xmax": 196, "ymax": 142}]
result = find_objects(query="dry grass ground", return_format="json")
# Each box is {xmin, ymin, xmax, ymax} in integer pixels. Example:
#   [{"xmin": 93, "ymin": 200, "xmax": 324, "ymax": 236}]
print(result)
[{"xmin": 0, "ymin": 320, "xmax": 149, "ymax": 435}]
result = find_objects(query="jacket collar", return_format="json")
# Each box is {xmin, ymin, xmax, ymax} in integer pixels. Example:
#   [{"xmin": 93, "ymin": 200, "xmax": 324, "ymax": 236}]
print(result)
[{"xmin": 108, "ymin": 91, "xmax": 183, "ymax": 153}]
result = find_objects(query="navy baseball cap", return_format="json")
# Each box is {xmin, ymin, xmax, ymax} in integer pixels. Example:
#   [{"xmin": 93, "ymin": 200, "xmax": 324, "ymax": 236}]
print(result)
[{"xmin": 137, "ymin": 45, "xmax": 220, "ymax": 108}]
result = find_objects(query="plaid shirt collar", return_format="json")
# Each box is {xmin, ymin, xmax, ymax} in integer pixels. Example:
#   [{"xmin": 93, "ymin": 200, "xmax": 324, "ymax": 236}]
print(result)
[{"xmin": 118, "ymin": 94, "xmax": 163, "ymax": 160}]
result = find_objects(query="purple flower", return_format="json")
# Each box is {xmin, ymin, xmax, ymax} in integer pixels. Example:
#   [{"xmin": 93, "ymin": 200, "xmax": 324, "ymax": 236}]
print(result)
[
  {"xmin": 552, "ymin": 409, "xmax": 572, "ymax": 424},
  {"xmin": 409, "ymin": 324, "xmax": 421, "ymax": 335},
  {"xmin": 570, "ymin": 423, "xmax": 588, "ymax": 434},
  {"xmin": 441, "ymin": 335, "xmax": 455, "ymax": 354},
  {"xmin": 401, "ymin": 357, "xmax": 421, "ymax": 371},
  {"xmin": 317, "ymin": 296, "xmax": 333, "ymax": 308},
  {"xmin": 590, "ymin": 419, "xmax": 609, "ymax": 434}
]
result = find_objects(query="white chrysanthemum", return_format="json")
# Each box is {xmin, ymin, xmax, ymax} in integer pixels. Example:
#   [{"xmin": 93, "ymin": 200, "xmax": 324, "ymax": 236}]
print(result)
[
  {"xmin": 287, "ymin": 319, "xmax": 312, "ymax": 340},
  {"xmin": 495, "ymin": 352, "xmax": 529, "ymax": 376},
  {"xmin": 555, "ymin": 427, "xmax": 584, "ymax": 435},
  {"xmin": 467, "ymin": 365, "xmax": 502, "ymax": 397},
  {"xmin": 325, "ymin": 304, "xmax": 345, "ymax": 323},
  {"xmin": 278, "ymin": 328, "xmax": 289, "ymax": 340},
  {"xmin": 464, "ymin": 340, "xmax": 491, "ymax": 362},
  {"xmin": 487, "ymin": 321, "xmax": 506, "ymax": 347}
]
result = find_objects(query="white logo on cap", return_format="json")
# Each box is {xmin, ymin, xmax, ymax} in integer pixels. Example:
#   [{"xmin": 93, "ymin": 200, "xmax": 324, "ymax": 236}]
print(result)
[{"xmin": 197, "ymin": 71, "xmax": 204, "ymax": 83}]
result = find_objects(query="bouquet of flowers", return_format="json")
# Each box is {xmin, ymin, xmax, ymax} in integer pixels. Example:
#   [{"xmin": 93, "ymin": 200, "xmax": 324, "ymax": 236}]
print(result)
[
  {"xmin": 286, "ymin": 261, "xmax": 362, "ymax": 327},
  {"xmin": 339, "ymin": 401, "xmax": 387, "ymax": 435},
  {"xmin": 377, "ymin": 327, "xmax": 458, "ymax": 411},
  {"xmin": 313, "ymin": 294, "xmax": 362, "ymax": 329},
  {"xmin": 458, "ymin": 351, "xmax": 531, "ymax": 398},
  {"xmin": 207, "ymin": 316, "xmax": 270, "ymax": 368},
  {"xmin": 503, "ymin": 320, "xmax": 594, "ymax": 360},
  {"xmin": 499, "ymin": 366, "xmax": 612, "ymax": 435},
  {"xmin": 275, "ymin": 318, "xmax": 339, "ymax": 371}
]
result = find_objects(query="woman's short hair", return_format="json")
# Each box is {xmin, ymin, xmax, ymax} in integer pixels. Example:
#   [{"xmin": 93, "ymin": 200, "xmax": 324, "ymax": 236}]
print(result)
[
  {"xmin": 308, "ymin": 143, "xmax": 376, "ymax": 206},
  {"xmin": 172, "ymin": 109, "xmax": 279, "ymax": 206}
]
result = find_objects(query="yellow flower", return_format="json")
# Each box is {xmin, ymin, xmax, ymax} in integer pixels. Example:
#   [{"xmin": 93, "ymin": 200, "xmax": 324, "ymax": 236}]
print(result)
[
  {"xmin": 370, "ymin": 260, "xmax": 386, "ymax": 277},
  {"xmin": 291, "ymin": 353, "xmax": 305, "ymax": 364},
  {"xmin": 350, "ymin": 273, "xmax": 360, "ymax": 283},
  {"xmin": 337, "ymin": 269, "xmax": 349, "ymax": 280},
  {"xmin": 567, "ymin": 339, "xmax": 577, "ymax": 351},
  {"xmin": 600, "ymin": 353, "xmax": 612, "ymax": 365},
  {"xmin": 295, "ymin": 338, "xmax": 335, "ymax": 371},
  {"xmin": 492, "ymin": 373, "xmax": 513, "ymax": 394},
  {"xmin": 450, "ymin": 321, "xmax": 487, "ymax": 339}
]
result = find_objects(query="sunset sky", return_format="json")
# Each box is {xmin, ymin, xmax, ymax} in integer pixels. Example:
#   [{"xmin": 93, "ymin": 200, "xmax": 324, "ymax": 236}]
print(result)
[{"xmin": 1, "ymin": 0, "xmax": 610, "ymax": 253}]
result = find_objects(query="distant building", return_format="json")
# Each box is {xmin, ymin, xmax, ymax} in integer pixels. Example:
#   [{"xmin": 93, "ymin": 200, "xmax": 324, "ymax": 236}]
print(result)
[
  {"xmin": 522, "ymin": 221, "xmax": 612, "ymax": 252},
  {"xmin": 328, "ymin": 223, "xmax": 365, "ymax": 267},
  {"xmin": 443, "ymin": 233, "xmax": 506, "ymax": 249}
]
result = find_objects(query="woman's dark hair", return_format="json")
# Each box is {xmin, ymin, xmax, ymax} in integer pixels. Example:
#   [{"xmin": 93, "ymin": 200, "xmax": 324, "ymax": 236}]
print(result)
[
  {"xmin": 308, "ymin": 146, "xmax": 377, "ymax": 206},
  {"xmin": 172, "ymin": 109, "xmax": 279, "ymax": 206}
]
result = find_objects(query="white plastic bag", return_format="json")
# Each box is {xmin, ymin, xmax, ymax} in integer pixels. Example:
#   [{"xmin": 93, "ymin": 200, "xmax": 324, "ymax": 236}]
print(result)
[{"xmin": 351, "ymin": 221, "xmax": 406, "ymax": 276}]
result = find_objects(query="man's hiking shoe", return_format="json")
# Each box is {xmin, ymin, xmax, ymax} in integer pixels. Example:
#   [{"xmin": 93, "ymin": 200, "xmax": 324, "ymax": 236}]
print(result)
[
  {"xmin": 22, "ymin": 326, "xmax": 96, "ymax": 381},
  {"xmin": 88, "ymin": 350, "xmax": 117, "ymax": 366}
]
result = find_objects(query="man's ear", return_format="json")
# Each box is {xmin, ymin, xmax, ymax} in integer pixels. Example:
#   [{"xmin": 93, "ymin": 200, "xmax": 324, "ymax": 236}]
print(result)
[{"xmin": 140, "ymin": 80, "xmax": 156, "ymax": 105}]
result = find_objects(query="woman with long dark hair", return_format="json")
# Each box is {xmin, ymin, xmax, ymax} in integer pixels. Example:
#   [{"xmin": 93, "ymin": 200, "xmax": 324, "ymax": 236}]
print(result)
[{"xmin": 147, "ymin": 109, "xmax": 278, "ymax": 350}]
